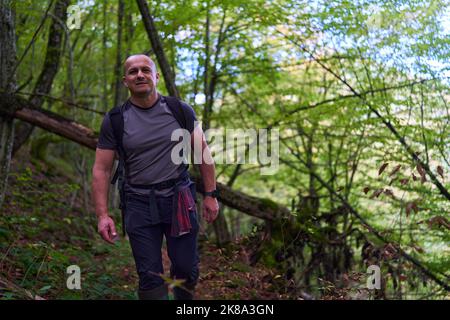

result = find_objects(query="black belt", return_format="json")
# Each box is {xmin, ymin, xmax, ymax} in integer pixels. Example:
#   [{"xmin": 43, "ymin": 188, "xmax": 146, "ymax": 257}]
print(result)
[{"xmin": 128, "ymin": 170, "xmax": 190, "ymax": 190}]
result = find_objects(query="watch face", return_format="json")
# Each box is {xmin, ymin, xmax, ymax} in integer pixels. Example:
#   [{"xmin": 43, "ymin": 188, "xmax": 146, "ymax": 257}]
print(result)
[{"xmin": 205, "ymin": 190, "xmax": 219, "ymax": 197}]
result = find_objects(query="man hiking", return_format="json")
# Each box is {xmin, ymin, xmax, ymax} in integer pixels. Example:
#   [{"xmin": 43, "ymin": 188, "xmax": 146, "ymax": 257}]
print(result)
[{"xmin": 92, "ymin": 54, "xmax": 219, "ymax": 300}]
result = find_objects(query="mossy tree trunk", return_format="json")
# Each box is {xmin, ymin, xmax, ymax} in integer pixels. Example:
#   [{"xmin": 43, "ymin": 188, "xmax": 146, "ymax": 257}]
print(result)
[
  {"xmin": 12, "ymin": 0, "xmax": 70, "ymax": 156},
  {"xmin": 0, "ymin": 0, "xmax": 17, "ymax": 208}
]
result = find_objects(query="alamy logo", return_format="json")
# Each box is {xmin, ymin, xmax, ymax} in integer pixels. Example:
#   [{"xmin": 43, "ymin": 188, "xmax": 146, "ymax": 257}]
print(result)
[
  {"xmin": 66, "ymin": 5, "xmax": 81, "ymax": 30},
  {"xmin": 171, "ymin": 124, "xmax": 279, "ymax": 175},
  {"xmin": 66, "ymin": 265, "xmax": 81, "ymax": 290},
  {"xmin": 366, "ymin": 265, "xmax": 381, "ymax": 290}
]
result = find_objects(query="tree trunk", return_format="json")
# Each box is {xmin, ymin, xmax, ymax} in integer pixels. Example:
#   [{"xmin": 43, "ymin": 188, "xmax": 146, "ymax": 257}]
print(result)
[
  {"xmin": 0, "ymin": 117, "xmax": 14, "ymax": 208},
  {"xmin": 213, "ymin": 205, "xmax": 232, "ymax": 246},
  {"xmin": 102, "ymin": 0, "xmax": 108, "ymax": 112},
  {"xmin": 202, "ymin": 1, "xmax": 211, "ymax": 130},
  {"xmin": 110, "ymin": 0, "xmax": 126, "ymax": 209},
  {"xmin": 136, "ymin": 0, "xmax": 179, "ymax": 98},
  {"xmin": 200, "ymin": 4, "xmax": 231, "ymax": 246},
  {"xmin": 113, "ymin": 0, "xmax": 127, "ymax": 108},
  {"xmin": 124, "ymin": 5, "xmax": 135, "ymax": 58},
  {"xmin": 213, "ymin": 164, "xmax": 243, "ymax": 245},
  {"xmin": 0, "ymin": 0, "xmax": 17, "ymax": 208},
  {"xmin": 12, "ymin": 0, "xmax": 70, "ymax": 155}
]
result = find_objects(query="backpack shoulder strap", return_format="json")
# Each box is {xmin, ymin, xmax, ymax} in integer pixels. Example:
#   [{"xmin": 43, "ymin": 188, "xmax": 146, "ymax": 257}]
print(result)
[
  {"xmin": 164, "ymin": 95, "xmax": 195, "ymax": 133},
  {"xmin": 109, "ymin": 101, "xmax": 127, "ymax": 185},
  {"xmin": 108, "ymin": 102, "xmax": 129, "ymax": 236}
]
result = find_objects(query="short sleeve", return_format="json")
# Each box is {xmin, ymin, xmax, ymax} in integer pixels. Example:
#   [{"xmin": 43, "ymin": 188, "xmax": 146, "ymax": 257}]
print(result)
[{"xmin": 97, "ymin": 113, "xmax": 117, "ymax": 150}]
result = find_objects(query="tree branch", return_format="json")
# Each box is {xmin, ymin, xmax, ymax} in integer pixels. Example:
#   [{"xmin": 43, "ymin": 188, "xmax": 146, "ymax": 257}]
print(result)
[
  {"xmin": 279, "ymin": 30, "xmax": 450, "ymax": 201},
  {"xmin": 135, "ymin": 0, "xmax": 179, "ymax": 98}
]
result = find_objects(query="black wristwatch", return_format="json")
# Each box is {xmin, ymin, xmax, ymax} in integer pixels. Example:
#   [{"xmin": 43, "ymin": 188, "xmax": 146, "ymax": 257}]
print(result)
[{"xmin": 204, "ymin": 189, "xmax": 219, "ymax": 198}]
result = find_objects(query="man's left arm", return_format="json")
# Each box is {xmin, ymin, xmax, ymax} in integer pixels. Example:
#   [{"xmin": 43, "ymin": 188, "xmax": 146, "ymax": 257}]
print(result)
[{"xmin": 191, "ymin": 125, "xmax": 219, "ymax": 223}]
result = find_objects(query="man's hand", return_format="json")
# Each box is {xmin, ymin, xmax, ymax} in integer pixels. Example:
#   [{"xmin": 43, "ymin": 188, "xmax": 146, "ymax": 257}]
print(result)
[
  {"xmin": 203, "ymin": 196, "xmax": 219, "ymax": 223},
  {"xmin": 97, "ymin": 215, "xmax": 118, "ymax": 244}
]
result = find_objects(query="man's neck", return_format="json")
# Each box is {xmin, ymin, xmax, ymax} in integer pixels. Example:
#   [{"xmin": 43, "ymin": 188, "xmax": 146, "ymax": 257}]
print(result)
[{"xmin": 129, "ymin": 92, "xmax": 160, "ymax": 109}]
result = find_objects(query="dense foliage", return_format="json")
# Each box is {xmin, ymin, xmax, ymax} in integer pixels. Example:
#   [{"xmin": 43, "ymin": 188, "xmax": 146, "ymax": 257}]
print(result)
[{"xmin": 1, "ymin": 0, "xmax": 448, "ymax": 299}]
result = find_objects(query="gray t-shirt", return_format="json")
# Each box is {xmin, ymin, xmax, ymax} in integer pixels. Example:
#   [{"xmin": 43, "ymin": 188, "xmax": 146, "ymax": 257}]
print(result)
[{"xmin": 97, "ymin": 95, "xmax": 196, "ymax": 196}]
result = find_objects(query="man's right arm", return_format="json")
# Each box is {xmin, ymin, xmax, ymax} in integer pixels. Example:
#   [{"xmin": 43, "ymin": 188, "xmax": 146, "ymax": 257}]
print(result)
[{"xmin": 92, "ymin": 148, "xmax": 117, "ymax": 244}]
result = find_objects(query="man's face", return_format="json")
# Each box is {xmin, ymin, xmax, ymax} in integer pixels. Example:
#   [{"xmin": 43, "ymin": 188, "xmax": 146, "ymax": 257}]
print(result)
[{"xmin": 123, "ymin": 55, "xmax": 159, "ymax": 96}]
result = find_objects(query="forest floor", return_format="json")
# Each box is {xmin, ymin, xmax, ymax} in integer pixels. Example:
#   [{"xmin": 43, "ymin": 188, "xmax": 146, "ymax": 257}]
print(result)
[{"xmin": 0, "ymin": 149, "xmax": 292, "ymax": 300}]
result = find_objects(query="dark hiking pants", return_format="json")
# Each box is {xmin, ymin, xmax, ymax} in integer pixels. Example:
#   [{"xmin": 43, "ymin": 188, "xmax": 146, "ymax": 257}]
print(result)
[{"xmin": 124, "ymin": 190, "xmax": 199, "ymax": 298}]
